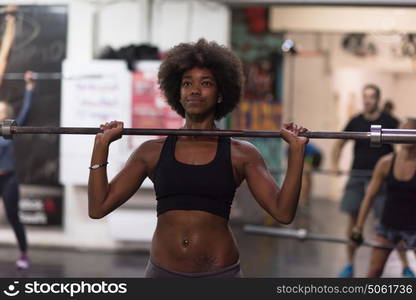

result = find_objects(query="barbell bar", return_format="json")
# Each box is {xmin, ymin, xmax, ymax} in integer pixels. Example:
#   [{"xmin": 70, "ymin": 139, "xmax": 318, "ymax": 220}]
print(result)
[
  {"xmin": 270, "ymin": 168, "xmax": 374, "ymax": 177},
  {"xmin": 244, "ymin": 225, "xmax": 413, "ymax": 250},
  {"xmin": 1, "ymin": 120, "xmax": 416, "ymax": 147},
  {"xmin": 1, "ymin": 72, "xmax": 105, "ymax": 80}
]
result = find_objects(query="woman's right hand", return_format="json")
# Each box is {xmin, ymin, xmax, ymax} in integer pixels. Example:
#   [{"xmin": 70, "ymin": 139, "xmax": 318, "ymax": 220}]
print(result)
[{"xmin": 95, "ymin": 120, "xmax": 124, "ymax": 145}]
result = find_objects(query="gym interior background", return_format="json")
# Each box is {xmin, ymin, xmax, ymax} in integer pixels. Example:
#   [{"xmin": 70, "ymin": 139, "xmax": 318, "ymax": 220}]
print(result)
[{"xmin": 0, "ymin": 0, "xmax": 415, "ymax": 277}]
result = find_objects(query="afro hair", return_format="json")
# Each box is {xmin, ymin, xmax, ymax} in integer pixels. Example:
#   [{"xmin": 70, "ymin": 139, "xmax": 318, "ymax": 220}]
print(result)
[{"xmin": 158, "ymin": 39, "xmax": 244, "ymax": 120}]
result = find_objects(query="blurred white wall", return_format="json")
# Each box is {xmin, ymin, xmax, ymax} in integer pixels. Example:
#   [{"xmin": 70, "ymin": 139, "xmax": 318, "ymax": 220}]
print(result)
[
  {"xmin": 151, "ymin": 0, "xmax": 229, "ymax": 51},
  {"xmin": 270, "ymin": 6, "xmax": 416, "ymax": 33}
]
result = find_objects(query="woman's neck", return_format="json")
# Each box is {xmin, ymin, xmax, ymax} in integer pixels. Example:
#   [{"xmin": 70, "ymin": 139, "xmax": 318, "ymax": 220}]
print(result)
[
  {"xmin": 181, "ymin": 116, "xmax": 218, "ymax": 141},
  {"xmin": 183, "ymin": 115, "xmax": 217, "ymax": 130}
]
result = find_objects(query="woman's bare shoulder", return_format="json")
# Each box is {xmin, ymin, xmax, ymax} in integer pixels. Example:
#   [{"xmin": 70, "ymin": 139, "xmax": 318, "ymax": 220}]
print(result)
[
  {"xmin": 139, "ymin": 138, "xmax": 166, "ymax": 149},
  {"xmin": 375, "ymin": 153, "xmax": 394, "ymax": 175},
  {"xmin": 230, "ymin": 138, "xmax": 262, "ymax": 160},
  {"xmin": 132, "ymin": 138, "xmax": 167, "ymax": 160},
  {"xmin": 378, "ymin": 153, "xmax": 394, "ymax": 166}
]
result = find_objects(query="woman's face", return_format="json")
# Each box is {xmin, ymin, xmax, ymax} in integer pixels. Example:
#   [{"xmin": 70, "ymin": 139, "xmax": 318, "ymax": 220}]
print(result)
[{"xmin": 180, "ymin": 67, "xmax": 219, "ymax": 118}]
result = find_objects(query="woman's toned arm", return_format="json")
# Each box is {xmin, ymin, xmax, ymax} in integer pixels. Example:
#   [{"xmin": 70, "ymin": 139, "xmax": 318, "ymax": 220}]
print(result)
[
  {"xmin": 88, "ymin": 121, "xmax": 151, "ymax": 218},
  {"xmin": 242, "ymin": 123, "xmax": 308, "ymax": 224}
]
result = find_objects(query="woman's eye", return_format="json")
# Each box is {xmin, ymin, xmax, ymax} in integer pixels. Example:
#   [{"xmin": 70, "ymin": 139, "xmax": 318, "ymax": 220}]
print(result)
[
  {"xmin": 201, "ymin": 81, "xmax": 213, "ymax": 86},
  {"xmin": 182, "ymin": 81, "xmax": 191, "ymax": 87}
]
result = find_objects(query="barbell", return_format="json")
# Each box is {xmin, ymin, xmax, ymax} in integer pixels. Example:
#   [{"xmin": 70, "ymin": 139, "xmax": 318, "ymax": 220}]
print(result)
[
  {"xmin": 1, "ymin": 120, "xmax": 416, "ymax": 147},
  {"xmin": 1, "ymin": 72, "xmax": 105, "ymax": 80},
  {"xmin": 271, "ymin": 168, "xmax": 373, "ymax": 177},
  {"xmin": 244, "ymin": 225, "xmax": 413, "ymax": 250}
]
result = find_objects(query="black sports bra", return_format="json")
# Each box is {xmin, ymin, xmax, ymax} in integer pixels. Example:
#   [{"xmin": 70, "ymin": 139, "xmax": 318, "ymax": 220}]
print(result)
[{"xmin": 153, "ymin": 135, "xmax": 236, "ymax": 220}]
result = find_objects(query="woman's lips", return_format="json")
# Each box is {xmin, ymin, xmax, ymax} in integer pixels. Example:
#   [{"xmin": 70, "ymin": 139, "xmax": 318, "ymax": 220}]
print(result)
[{"xmin": 186, "ymin": 97, "xmax": 204, "ymax": 104}]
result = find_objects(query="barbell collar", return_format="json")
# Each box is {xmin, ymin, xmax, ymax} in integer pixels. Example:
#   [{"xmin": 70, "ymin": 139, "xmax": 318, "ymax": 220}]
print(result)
[
  {"xmin": 0, "ymin": 119, "xmax": 16, "ymax": 139},
  {"xmin": 370, "ymin": 124, "xmax": 382, "ymax": 147}
]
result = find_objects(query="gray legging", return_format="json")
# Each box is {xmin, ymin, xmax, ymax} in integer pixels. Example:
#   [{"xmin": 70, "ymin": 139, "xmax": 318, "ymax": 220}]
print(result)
[
  {"xmin": 144, "ymin": 259, "xmax": 243, "ymax": 278},
  {"xmin": 0, "ymin": 172, "xmax": 27, "ymax": 253}
]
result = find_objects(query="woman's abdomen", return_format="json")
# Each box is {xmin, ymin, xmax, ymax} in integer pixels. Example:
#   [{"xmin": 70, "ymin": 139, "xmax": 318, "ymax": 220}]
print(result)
[{"xmin": 150, "ymin": 210, "xmax": 239, "ymax": 273}]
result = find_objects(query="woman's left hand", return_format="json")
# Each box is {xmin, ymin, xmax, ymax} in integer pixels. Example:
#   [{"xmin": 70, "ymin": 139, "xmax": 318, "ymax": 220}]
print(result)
[{"xmin": 280, "ymin": 122, "xmax": 309, "ymax": 147}]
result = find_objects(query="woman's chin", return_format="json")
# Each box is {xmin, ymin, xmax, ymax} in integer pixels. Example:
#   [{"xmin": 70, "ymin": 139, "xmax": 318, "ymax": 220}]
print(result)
[{"xmin": 185, "ymin": 109, "xmax": 213, "ymax": 117}]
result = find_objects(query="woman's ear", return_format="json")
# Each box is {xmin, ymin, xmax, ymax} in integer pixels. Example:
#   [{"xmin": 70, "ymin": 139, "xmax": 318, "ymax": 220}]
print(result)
[{"xmin": 217, "ymin": 94, "xmax": 223, "ymax": 103}]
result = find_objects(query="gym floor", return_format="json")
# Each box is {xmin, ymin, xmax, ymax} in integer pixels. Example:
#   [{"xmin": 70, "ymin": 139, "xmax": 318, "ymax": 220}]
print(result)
[{"xmin": 0, "ymin": 198, "xmax": 414, "ymax": 278}]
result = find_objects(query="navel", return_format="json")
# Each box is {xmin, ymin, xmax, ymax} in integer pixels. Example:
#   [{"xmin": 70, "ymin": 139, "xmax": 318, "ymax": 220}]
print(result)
[{"xmin": 182, "ymin": 239, "xmax": 190, "ymax": 248}]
